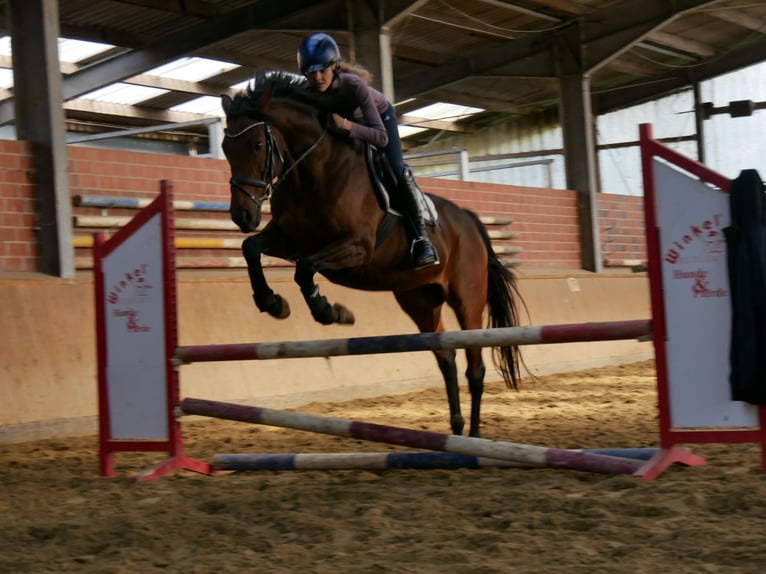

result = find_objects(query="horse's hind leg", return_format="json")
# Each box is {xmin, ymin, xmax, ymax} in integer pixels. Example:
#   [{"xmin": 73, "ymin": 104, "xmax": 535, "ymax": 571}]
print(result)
[
  {"xmin": 449, "ymin": 291, "xmax": 487, "ymax": 437},
  {"xmin": 242, "ymin": 234, "xmax": 290, "ymax": 319},
  {"xmin": 465, "ymin": 347, "xmax": 486, "ymax": 437},
  {"xmin": 444, "ymin": 292, "xmax": 488, "ymax": 437},
  {"xmin": 394, "ymin": 287, "xmax": 465, "ymax": 436},
  {"xmin": 439, "ymin": 348, "xmax": 464, "ymax": 436},
  {"xmin": 294, "ymin": 259, "xmax": 355, "ymax": 325}
]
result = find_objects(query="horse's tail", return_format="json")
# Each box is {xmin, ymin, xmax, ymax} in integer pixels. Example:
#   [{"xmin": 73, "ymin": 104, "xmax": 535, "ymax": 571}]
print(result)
[{"xmin": 465, "ymin": 209, "xmax": 527, "ymax": 390}]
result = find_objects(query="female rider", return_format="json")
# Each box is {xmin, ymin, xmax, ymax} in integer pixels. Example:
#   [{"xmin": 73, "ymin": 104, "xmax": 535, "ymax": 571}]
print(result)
[{"xmin": 297, "ymin": 32, "xmax": 439, "ymax": 270}]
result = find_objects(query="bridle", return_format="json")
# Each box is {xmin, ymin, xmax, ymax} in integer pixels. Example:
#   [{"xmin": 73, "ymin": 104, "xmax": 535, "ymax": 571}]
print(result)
[{"xmin": 224, "ymin": 118, "xmax": 327, "ymax": 209}]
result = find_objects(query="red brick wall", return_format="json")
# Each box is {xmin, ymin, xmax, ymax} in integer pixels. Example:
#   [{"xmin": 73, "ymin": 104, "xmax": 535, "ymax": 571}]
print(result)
[
  {"xmin": 0, "ymin": 140, "xmax": 36, "ymax": 272},
  {"xmin": 420, "ymin": 179, "xmax": 583, "ymax": 270},
  {"xmin": 0, "ymin": 143, "xmax": 648, "ymax": 273},
  {"xmin": 69, "ymin": 145, "xmax": 228, "ymax": 202},
  {"xmin": 599, "ymin": 193, "xmax": 646, "ymax": 265}
]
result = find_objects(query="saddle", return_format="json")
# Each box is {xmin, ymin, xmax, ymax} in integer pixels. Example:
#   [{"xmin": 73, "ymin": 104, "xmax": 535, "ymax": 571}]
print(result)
[{"xmin": 364, "ymin": 145, "xmax": 437, "ymax": 225}]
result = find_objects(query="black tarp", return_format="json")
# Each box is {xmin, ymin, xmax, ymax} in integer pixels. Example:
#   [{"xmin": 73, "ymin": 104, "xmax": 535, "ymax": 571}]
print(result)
[{"xmin": 724, "ymin": 169, "xmax": 766, "ymax": 404}]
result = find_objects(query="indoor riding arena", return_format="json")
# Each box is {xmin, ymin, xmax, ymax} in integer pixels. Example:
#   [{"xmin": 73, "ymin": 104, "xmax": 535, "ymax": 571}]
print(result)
[{"xmin": 2, "ymin": 1, "xmax": 766, "ymax": 573}]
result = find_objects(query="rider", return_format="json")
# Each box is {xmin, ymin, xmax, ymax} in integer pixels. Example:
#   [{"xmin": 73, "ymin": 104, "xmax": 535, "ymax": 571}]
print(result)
[{"xmin": 297, "ymin": 32, "xmax": 439, "ymax": 270}]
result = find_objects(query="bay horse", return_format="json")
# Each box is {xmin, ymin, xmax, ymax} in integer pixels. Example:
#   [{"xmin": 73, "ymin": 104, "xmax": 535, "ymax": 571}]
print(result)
[{"xmin": 221, "ymin": 70, "xmax": 525, "ymax": 438}]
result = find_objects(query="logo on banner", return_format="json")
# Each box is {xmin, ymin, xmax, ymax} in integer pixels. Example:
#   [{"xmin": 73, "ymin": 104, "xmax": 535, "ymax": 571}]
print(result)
[
  {"xmin": 664, "ymin": 213, "xmax": 726, "ymax": 265},
  {"xmin": 107, "ymin": 264, "xmax": 154, "ymax": 332},
  {"xmin": 671, "ymin": 268, "xmax": 727, "ymax": 298},
  {"xmin": 665, "ymin": 212, "xmax": 728, "ymax": 299}
]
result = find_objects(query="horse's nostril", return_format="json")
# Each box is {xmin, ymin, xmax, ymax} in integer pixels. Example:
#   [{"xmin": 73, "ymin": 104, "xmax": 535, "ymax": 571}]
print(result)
[
  {"xmin": 230, "ymin": 208, "xmax": 254, "ymax": 233},
  {"xmin": 231, "ymin": 209, "xmax": 247, "ymax": 223}
]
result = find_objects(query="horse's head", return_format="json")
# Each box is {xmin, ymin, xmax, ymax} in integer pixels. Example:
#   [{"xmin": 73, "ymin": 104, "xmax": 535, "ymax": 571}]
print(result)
[
  {"xmin": 221, "ymin": 84, "xmax": 281, "ymax": 233},
  {"xmin": 222, "ymin": 70, "xmax": 353, "ymax": 233}
]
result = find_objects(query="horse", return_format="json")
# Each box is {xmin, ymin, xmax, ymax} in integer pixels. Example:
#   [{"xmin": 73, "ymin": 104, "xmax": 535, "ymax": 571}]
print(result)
[{"xmin": 220, "ymin": 70, "xmax": 525, "ymax": 438}]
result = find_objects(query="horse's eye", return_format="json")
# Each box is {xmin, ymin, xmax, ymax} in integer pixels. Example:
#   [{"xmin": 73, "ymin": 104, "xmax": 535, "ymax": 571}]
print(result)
[{"xmin": 252, "ymin": 141, "xmax": 263, "ymax": 151}]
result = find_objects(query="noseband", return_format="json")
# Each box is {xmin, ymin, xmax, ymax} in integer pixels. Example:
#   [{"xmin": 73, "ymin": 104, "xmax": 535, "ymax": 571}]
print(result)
[{"xmin": 224, "ymin": 119, "xmax": 327, "ymax": 208}]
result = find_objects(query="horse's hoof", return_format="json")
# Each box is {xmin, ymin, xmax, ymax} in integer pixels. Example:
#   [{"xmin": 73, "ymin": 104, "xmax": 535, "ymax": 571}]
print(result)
[
  {"xmin": 333, "ymin": 304, "xmax": 355, "ymax": 325},
  {"xmin": 271, "ymin": 295, "xmax": 291, "ymax": 319}
]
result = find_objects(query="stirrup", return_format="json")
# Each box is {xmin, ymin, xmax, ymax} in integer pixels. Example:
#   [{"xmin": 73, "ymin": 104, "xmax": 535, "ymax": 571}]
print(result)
[{"xmin": 411, "ymin": 237, "xmax": 439, "ymax": 270}]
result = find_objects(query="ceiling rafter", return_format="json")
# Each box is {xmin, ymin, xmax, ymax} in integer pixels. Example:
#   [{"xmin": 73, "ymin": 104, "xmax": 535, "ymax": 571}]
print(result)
[
  {"xmin": 394, "ymin": 0, "xmax": 721, "ymax": 101},
  {"xmin": 710, "ymin": 7, "xmax": 766, "ymax": 31},
  {"xmin": 0, "ymin": 0, "xmax": 329, "ymax": 124},
  {"xmin": 645, "ymin": 30, "xmax": 716, "ymax": 58},
  {"xmin": 2, "ymin": 0, "xmax": 766, "ymax": 145},
  {"xmin": 594, "ymin": 34, "xmax": 766, "ymax": 114},
  {"xmin": 64, "ymin": 98, "xmax": 211, "ymax": 124}
]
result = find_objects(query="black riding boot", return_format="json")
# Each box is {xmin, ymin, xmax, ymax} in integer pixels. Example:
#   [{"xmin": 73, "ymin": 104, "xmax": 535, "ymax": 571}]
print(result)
[{"xmin": 398, "ymin": 167, "xmax": 439, "ymax": 269}]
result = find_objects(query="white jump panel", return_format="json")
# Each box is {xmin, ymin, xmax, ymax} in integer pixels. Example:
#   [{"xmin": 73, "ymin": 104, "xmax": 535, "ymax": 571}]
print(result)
[
  {"xmin": 101, "ymin": 212, "xmax": 168, "ymax": 439},
  {"xmin": 653, "ymin": 159, "xmax": 758, "ymax": 428}
]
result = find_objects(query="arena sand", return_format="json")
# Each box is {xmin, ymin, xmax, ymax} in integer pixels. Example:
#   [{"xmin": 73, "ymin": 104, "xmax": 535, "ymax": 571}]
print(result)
[{"xmin": 2, "ymin": 361, "xmax": 765, "ymax": 574}]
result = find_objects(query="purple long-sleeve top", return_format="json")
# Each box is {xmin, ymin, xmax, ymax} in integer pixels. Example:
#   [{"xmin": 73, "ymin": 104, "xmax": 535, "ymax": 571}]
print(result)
[{"xmin": 330, "ymin": 72, "xmax": 389, "ymax": 148}]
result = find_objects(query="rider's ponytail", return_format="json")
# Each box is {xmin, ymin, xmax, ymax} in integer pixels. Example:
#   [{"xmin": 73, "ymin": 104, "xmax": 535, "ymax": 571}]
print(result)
[{"xmin": 338, "ymin": 61, "xmax": 373, "ymax": 85}]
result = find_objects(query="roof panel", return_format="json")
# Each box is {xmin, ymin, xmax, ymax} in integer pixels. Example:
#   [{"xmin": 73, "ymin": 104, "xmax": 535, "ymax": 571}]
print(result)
[
  {"xmin": 146, "ymin": 57, "xmax": 239, "ymax": 81},
  {"xmin": 81, "ymin": 83, "xmax": 168, "ymax": 105},
  {"xmin": 1, "ymin": 0, "xmax": 765, "ymax": 146}
]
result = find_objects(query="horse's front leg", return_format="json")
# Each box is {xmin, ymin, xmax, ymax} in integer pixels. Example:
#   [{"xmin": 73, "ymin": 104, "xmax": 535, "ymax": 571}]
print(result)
[
  {"xmin": 241, "ymin": 233, "xmax": 290, "ymax": 319},
  {"xmin": 294, "ymin": 258, "xmax": 355, "ymax": 325}
]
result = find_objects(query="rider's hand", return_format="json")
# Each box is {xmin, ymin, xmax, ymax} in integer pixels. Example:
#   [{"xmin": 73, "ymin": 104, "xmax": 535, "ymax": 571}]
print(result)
[{"xmin": 332, "ymin": 113, "xmax": 351, "ymax": 133}]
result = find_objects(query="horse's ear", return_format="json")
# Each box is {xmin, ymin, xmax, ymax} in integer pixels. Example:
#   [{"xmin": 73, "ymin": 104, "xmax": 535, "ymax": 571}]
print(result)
[{"xmin": 221, "ymin": 94, "xmax": 233, "ymax": 116}]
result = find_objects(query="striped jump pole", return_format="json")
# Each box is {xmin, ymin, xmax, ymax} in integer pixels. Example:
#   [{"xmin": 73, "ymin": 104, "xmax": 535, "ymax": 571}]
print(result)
[
  {"xmin": 174, "ymin": 319, "xmax": 651, "ymax": 364},
  {"xmin": 213, "ymin": 448, "xmax": 660, "ymax": 471},
  {"xmin": 180, "ymin": 398, "xmax": 648, "ymax": 475}
]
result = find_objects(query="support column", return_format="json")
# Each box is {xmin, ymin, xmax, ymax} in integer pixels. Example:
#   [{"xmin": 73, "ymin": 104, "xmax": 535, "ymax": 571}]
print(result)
[
  {"xmin": 693, "ymin": 81, "xmax": 706, "ymax": 163},
  {"xmin": 556, "ymin": 24, "xmax": 601, "ymax": 272},
  {"xmin": 9, "ymin": 0, "xmax": 73, "ymax": 277},
  {"xmin": 347, "ymin": 0, "xmax": 387, "ymax": 94}
]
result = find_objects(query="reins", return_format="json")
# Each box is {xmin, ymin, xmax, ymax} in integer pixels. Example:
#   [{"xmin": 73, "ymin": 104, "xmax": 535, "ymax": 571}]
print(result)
[{"xmin": 225, "ymin": 118, "xmax": 327, "ymax": 208}]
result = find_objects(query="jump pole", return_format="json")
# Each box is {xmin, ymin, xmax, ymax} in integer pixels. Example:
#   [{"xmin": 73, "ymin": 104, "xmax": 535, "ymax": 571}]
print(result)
[
  {"xmin": 174, "ymin": 320, "xmax": 651, "ymax": 364},
  {"xmin": 179, "ymin": 398, "xmax": 651, "ymax": 475},
  {"xmin": 213, "ymin": 449, "xmax": 660, "ymax": 471}
]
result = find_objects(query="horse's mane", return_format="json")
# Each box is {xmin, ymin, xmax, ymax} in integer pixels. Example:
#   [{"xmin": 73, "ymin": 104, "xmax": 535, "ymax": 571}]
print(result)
[{"xmin": 226, "ymin": 69, "xmax": 351, "ymax": 121}]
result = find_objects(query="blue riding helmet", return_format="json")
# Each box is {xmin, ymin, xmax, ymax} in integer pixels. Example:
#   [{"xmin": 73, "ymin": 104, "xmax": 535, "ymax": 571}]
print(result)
[{"xmin": 297, "ymin": 33, "xmax": 341, "ymax": 74}]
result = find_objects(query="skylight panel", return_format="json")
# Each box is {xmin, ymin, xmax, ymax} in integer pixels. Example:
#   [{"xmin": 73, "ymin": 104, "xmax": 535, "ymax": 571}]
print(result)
[
  {"xmin": 0, "ymin": 36, "xmax": 117, "ymax": 64},
  {"xmin": 170, "ymin": 95, "xmax": 225, "ymax": 116},
  {"xmin": 397, "ymin": 102, "xmax": 483, "ymax": 138},
  {"xmin": 58, "ymin": 38, "xmax": 115, "ymax": 63},
  {"xmin": 409, "ymin": 102, "xmax": 484, "ymax": 121},
  {"xmin": 398, "ymin": 125, "xmax": 428, "ymax": 138},
  {"xmin": 230, "ymin": 79, "xmax": 251, "ymax": 91},
  {"xmin": 0, "ymin": 69, "xmax": 13, "ymax": 90},
  {"xmin": 81, "ymin": 83, "xmax": 168, "ymax": 104},
  {"xmin": 147, "ymin": 57, "xmax": 238, "ymax": 82}
]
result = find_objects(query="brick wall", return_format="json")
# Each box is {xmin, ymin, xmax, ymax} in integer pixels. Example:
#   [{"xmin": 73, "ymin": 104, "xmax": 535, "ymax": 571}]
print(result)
[
  {"xmin": 420, "ymin": 179, "xmax": 583, "ymax": 269},
  {"xmin": 599, "ymin": 193, "xmax": 647, "ymax": 265},
  {"xmin": 0, "ymin": 143, "xmax": 648, "ymax": 273},
  {"xmin": 0, "ymin": 140, "xmax": 36, "ymax": 272}
]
